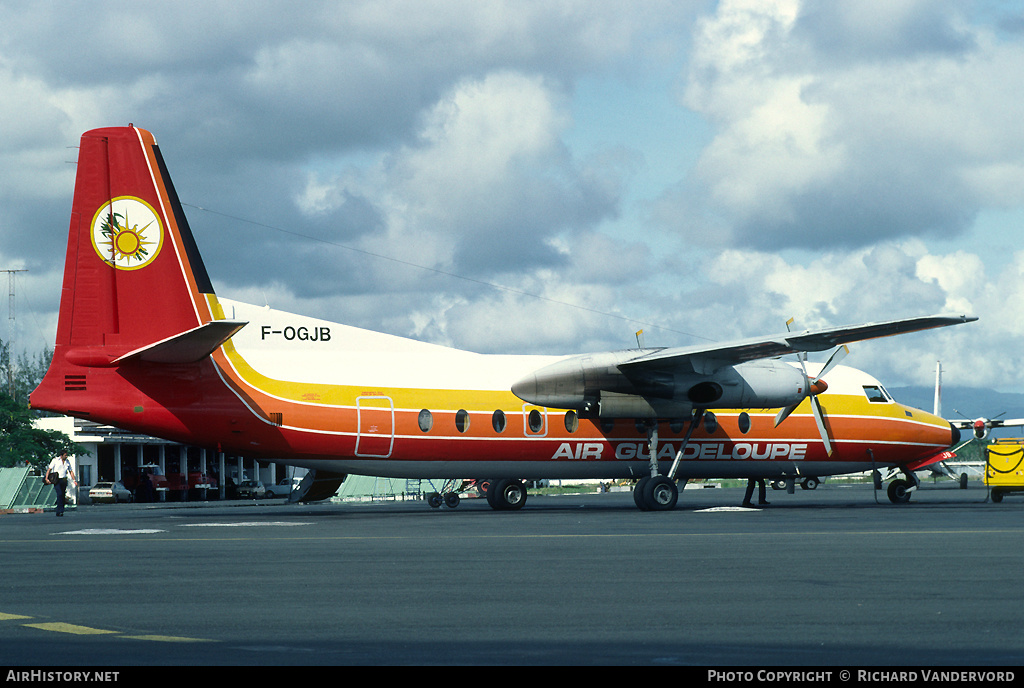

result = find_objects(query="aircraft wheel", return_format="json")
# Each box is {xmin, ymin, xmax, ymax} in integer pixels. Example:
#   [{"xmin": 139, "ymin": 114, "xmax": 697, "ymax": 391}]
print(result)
[
  {"xmin": 633, "ymin": 476, "xmax": 651, "ymax": 511},
  {"xmin": 643, "ymin": 476, "xmax": 678, "ymax": 511},
  {"xmin": 801, "ymin": 477, "xmax": 819, "ymax": 490},
  {"xmin": 490, "ymin": 479, "xmax": 528, "ymax": 511},
  {"xmin": 959, "ymin": 473, "xmax": 968, "ymax": 490},
  {"xmin": 771, "ymin": 480, "xmax": 786, "ymax": 490},
  {"xmin": 426, "ymin": 492, "xmax": 443, "ymax": 508},
  {"xmin": 444, "ymin": 492, "xmax": 461, "ymax": 508},
  {"xmin": 887, "ymin": 479, "xmax": 912, "ymax": 504},
  {"xmin": 991, "ymin": 489, "xmax": 1003, "ymax": 503}
]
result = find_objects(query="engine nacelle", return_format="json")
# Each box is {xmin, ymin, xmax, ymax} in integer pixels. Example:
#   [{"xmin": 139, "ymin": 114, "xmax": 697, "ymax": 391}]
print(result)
[{"xmin": 511, "ymin": 354, "xmax": 809, "ymax": 418}]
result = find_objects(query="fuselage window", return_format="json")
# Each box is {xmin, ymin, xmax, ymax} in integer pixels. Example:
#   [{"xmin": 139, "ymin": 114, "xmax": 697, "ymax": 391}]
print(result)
[
  {"xmin": 738, "ymin": 412, "xmax": 751, "ymax": 434},
  {"xmin": 600, "ymin": 418, "xmax": 615, "ymax": 434},
  {"xmin": 863, "ymin": 386, "xmax": 890, "ymax": 403},
  {"xmin": 669, "ymin": 418, "xmax": 685, "ymax": 434},
  {"xmin": 418, "ymin": 409, "xmax": 433, "ymax": 433},
  {"xmin": 455, "ymin": 409, "xmax": 470, "ymax": 433},
  {"xmin": 492, "ymin": 409, "xmax": 506, "ymax": 433},
  {"xmin": 704, "ymin": 412, "xmax": 718, "ymax": 435},
  {"xmin": 528, "ymin": 409, "xmax": 544, "ymax": 433},
  {"xmin": 564, "ymin": 410, "xmax": 578, "ymax": 433}
]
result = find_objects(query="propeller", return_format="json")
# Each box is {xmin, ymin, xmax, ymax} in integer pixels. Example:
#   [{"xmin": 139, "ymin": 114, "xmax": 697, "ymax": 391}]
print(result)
[
  {"xmin": 951, "ymin": 410, "xmax": 1024, "ymax": 440},
  {"xmin": 774, "ymin": 343, "xmax": 849, "ymax": 456}
]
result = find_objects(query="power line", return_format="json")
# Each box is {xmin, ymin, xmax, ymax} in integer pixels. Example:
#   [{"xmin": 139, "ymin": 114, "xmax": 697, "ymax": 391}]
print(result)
[{"xmin": 180, "ymin": 202, "xmax": 710, "ymax": 343}]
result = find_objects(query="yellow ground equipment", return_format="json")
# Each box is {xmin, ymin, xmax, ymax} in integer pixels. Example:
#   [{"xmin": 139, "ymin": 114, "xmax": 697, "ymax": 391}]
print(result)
[{"xmin": 985, "ymin": 439, "xmax": 1024, "ymax": 502}]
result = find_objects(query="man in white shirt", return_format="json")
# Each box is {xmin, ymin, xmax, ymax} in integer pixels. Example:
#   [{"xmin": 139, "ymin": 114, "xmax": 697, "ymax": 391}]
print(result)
[{"xmin": 45, "ymin": 450, "xmax": 77, "ymax": 517}]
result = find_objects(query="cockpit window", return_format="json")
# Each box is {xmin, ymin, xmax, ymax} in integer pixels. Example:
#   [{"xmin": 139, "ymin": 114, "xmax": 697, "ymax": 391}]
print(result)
[{"xmin": 863, "ymin": 385, "xmax": 891, "ymax": 403}]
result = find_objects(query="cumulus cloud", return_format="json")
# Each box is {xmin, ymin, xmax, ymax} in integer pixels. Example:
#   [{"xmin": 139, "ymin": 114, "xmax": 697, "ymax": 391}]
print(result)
[
  {"xmin": 2, "ymin": 0, "xmax": 1023, "ymax": 395},
  {"xmin": 660, "ymin": 0, "xmax": 1024, "ymax": 251}
]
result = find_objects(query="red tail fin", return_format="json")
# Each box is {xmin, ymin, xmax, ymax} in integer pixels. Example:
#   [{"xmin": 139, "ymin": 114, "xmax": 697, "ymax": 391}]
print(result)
[
  {"xmin": 31, "ymin": 126, "xmax": 239, "ymax": 417},
  {"xmin": 54, "ymin": 126, "xmax": 217, "ymax": 364}
]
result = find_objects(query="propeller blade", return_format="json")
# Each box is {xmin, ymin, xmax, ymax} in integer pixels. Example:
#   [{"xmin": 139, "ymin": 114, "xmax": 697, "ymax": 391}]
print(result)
[
  {"xmin": 817, "ymin": 345, "xmax": 849, "ymax": 380},
  {"xmin": 775, "ymin": 332, "xmax": 844, "ymax": 438},
  {"xmin": 774, "ymin": 403, "xmax": 798, "ymax": 427},
  {"xmin": 776, "ymin": 345, "xmax": 815, "ymax": 429},
  {"xmin": 811, "ymin": 395, "xmax": 833, "ymax": 456}
]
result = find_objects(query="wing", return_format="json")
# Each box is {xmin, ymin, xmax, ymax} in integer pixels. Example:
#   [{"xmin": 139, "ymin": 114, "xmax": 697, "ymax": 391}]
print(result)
[
  {"xmin": 622, "ymin": 313, "xmax": 977, "ymax": 375},
  {"xmin": 512, "ymin": 313, "xmax": 977, "ymax": 415}
]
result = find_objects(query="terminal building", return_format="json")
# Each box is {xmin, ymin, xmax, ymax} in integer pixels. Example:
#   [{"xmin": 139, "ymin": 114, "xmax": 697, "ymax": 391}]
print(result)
[
  {"xmin": 34, "ymin": 416, "xmax": 299, "ymax": 503},
  {"xmin": 11, "ymin": 417, "xmax": 428, "ymax": 508}
]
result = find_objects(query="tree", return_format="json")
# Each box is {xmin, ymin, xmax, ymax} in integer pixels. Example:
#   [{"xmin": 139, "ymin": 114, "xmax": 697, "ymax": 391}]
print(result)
[
  {"xmin": 0, "ymin": 393, "xmax": 79, "ymax": 469},
  {"xmin": 0, "ymin": 340, "xmax": 53, "ymax": 406}
]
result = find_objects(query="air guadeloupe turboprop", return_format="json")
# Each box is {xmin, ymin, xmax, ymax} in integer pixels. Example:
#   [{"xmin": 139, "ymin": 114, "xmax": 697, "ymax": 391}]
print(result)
[{"xmin": 30, "ymin": 126, "xmax": 977, "ymax": 511}]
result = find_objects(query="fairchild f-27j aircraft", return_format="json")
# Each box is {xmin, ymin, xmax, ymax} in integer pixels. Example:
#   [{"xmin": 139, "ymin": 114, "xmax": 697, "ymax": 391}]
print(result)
[{"xmin": 30, "ymin": 126, "xmax": 977, "ymax": 511}]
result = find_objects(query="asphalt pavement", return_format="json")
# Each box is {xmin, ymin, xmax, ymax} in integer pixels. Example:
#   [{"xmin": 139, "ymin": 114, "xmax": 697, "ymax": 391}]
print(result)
[{"xmin": 1, "ymin": 482, "xmax": 1022, "ymax": 667}]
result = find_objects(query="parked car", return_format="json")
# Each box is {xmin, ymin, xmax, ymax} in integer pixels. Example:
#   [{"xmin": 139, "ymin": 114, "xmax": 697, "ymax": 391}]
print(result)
[
  {"xmin": 236, "ymin": 480, "xmax": 266, "ymax": 499},
  {"xmin": 89, "ymin": 481, "xmax": 133, "ymax": 504},
  {"xmin": 264, "ymin": 479, "xmax": 293, "ymax": 499}
]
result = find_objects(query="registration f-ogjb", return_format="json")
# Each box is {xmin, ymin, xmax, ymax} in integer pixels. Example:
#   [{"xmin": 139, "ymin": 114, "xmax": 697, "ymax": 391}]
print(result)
[{"xmin": 30, "ymin": 126, "xmax": 976, "ymax": 511}]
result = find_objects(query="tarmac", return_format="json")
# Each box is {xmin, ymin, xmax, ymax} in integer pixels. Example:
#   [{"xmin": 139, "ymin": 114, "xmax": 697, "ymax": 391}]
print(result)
[{"xmin": 1, "ymin": 481, "xmax": 1022, "ymax": 667}]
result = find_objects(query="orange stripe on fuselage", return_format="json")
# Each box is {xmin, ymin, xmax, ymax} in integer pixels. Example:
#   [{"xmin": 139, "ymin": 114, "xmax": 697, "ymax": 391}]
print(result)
[{"xmin": 204, "ymin": 325, "xmax": 951, "ymax": 468}]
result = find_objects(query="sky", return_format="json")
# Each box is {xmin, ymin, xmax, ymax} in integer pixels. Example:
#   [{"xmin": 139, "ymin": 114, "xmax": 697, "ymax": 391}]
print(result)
[{"xmin": 2, "ymin": 0, "xmax": 1024, "ymax": 399}]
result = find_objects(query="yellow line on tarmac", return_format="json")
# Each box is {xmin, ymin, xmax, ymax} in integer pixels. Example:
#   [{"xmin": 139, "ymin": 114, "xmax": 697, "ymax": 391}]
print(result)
[
  {"xmin": 24, "ymin": 622, "xmax": 118, "ymax": 635},
  {"xmin": 6, "ymin": 613, "xmax": 213, "ymax": 643}
]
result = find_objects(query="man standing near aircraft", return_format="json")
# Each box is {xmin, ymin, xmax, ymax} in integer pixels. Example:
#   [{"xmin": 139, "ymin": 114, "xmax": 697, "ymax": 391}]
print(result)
[
  {"xmin": 742, "ymin": 477, "xmax": 768, "ymax": 507},
  {"xmin": 45, "ymin": 450, "xmax": 76, "ymax": 517}
]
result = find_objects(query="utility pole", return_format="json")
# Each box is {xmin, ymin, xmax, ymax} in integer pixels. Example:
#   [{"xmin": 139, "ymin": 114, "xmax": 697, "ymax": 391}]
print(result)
[{"xmin": 2, "ymin": 269, "xmax": 27, "ymax": 398}]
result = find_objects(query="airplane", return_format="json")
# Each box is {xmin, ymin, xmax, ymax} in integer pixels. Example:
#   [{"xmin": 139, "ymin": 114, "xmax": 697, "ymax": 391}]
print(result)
[
  {"xmin": 951, "ymin": 413, "xmax": 1024, "ymax": 440},
  {"xmin": 920, "ymin": 361, "xmax": 1024, "ymax": 488},
  {"xmin": 934, "ymin": 362, "xmax": 1024, "ymax": 441},
  {"xmin": 29, "ymin": 125, "xmax": 978, "ymax": 511}
]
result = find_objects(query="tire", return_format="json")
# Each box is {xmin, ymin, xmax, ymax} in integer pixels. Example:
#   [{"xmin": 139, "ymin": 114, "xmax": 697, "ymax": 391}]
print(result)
[
  {"xmin": 426, "ymin": 492, "xmax": 443, "ymax": 508},
  {"xmin": 633, "ymin": 476, "xmax": 651, "ymax": 511},
  {"xmin": 887, "ymin": 479, "xmax": 912, "ymax": 504},
  {"xmin": 642, "ymin": 476, "xmax": 678, "ymax": 511},
  {"xmin": 490, "ymin": 479, "xmax": 527, "ymax": 511},
  {"xmin": 485, "ymin": 482, "xmax": 499, "ymax": 509},
  {"xmin": 801, "ymin": 477, "xmax": 819, "ymax": 490},
  {"xmin": 444, "ymin": 492, "xmax": 461, "ymax": 508},
  {"xmin": 959, "ymin": 473, "xmax": 968, "ymax": 490},
  {"xmin": 991, "ymin": 488, "xmax": 1003, "ymax": 503}
]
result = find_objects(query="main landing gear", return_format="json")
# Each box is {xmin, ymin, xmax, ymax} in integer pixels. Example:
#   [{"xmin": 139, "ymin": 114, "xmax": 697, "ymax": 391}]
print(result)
[
  {"xmin": 486, "ymin": 478, "xmax": 528, "ymax": 510},
  {"xmin": 632, "ymin": 412, "xmax": 704, "ymax": 511},
  {"xmin": 633, "ymin": 475, "xmax": 678, "ymax": 511}
]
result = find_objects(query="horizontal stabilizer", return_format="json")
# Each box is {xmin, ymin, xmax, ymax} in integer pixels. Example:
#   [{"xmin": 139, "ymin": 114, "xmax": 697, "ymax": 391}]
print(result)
[{"xmin": 113, "ymin": 320, "xmax": 247, "ymax": 365}]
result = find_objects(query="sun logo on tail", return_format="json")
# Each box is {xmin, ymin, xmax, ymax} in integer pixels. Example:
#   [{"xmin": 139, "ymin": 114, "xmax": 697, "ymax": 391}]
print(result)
[{"xmin": 90, "ymin": 197, "xmax": 164, "ymax": 270}]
